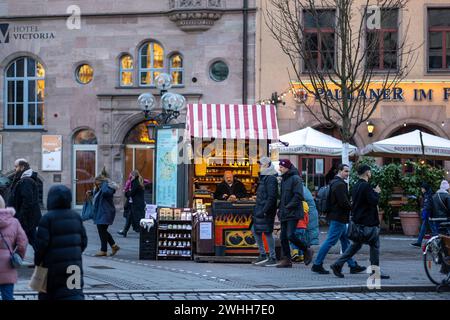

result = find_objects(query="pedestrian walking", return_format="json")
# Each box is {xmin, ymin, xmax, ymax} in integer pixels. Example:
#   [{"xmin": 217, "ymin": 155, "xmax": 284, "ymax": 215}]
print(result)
[
  {"xmin": 250, "ymin": 157, "xmax": 278, "ymax": 267},
  {"xmin": 311, "ymin": 164, "xmax": 365, "ymax": 275},
  {"xmin": 304, "ymin": 185, "xmax": 319, "ymax": 246},
  {"xmin": 0, "ymin": 196, "xmax": 28, "ymax": 301},
  {"xmin": 411, "ymin": 182, "xmax": 435, "ymax": 247},
  {"xmin": 430, "ymin": 180, "xmax": 450, "ymax": 231},
  {"xmin": 118, "ymin": 171, "xmax": 144, "ymax": 237},
  {"xmin": 290, "ymin": 203, "xmax": 309, "ymax": 263},
  {"xmin": 7, "ymin": 159, "xmax": 41, "ymax": 251},
  {"xmin": 90, "ymin": 174, "xmax": 120, "ymax": 257},
  {"xmin": 34, "ymin": 185, "xmax": 87, "ymax": 300},
  {"xmin": 276, "ymin": 159, "xmax": 314, "ymax": 268},
  {"xmin": 330, "ymin": 165, "xmax": 389, "ymax": 279}
]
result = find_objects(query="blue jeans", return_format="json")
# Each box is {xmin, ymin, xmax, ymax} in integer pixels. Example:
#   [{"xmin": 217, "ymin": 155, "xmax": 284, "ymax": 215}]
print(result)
[
  {"xmin": 313, "ymin": 220, "xmax": 357, "ymax": 268},
  {"xmin": 0, "ymin": 284, "xmax": 14, "ymax": 301},
  {"xmin": 416, "ymin": 219, "xmax": 440, "ymax": 244},
  {"xmin": 290, "ymin": 229, "xmax": 309, "ymax": 254},
  {"xmin": 280, "ymin": 220, "xmax": 308, "ymax": 259},
  {"xmin": 251, "ymin": 226, "xmax": 276, "ymax": 259}
]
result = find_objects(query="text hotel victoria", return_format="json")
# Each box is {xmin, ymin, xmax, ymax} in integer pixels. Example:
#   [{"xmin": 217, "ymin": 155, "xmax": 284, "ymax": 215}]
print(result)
[{"xmin": 0, "ymin": 0, "xmax": 257, "ymax": 207}]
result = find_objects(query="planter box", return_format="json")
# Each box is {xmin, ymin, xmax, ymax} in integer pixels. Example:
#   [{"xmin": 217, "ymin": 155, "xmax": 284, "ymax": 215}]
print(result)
[{"xmin": 399, "ymin": 211, "xmax": 420, "ymax": 236}]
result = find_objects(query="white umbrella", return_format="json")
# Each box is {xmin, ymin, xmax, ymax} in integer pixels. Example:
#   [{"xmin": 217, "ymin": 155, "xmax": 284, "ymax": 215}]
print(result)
[
  {"xmin": 270, "ymin": 126, "xmax": 357, "ymax": 156},
  {"xmin": 360, "ymin": 130, "xmax": 450, "ymax": 160}
]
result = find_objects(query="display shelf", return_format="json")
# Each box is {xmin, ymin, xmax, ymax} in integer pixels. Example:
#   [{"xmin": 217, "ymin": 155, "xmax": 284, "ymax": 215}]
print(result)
[
  {"xmin": 157, "ymin": 255, "xmax": 192, "ymax": 258},
  {"xmin": 158, "ymin": 227, "xmax": 192, "ymax": 231},
  {"xmin": 158, "ymin": 246, "xmax": 192, "ymax": 249},
  {"xmin": 158, "ymin": 237, "xmax": 192, "ymax": 240},
  {"xmin": 158, "ymin": 220, "xmax": 192, "ymax": 223}
]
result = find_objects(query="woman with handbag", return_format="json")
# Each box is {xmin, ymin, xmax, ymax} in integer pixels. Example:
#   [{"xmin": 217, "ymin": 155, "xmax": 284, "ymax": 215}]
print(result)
[
  {"xmin": 34, "ymin": 185, "xmax": 87, "ymax": 300},
  {"xmin": 0, "ymin": 195, "xmax": 28, "ymax": 300},
  {"xmin": 91, "ymin": 174, "xmax": 120, "ymax": 256}
]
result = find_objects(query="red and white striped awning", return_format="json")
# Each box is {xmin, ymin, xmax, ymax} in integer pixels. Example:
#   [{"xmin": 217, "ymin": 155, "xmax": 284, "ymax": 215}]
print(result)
[{"xmin": 186, "ymin": 104, "xmax": 279, "ymax": 140}]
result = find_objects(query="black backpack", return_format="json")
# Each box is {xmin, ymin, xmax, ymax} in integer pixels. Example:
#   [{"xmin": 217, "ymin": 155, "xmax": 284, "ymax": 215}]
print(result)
[{"xmin": 317, "ymin": 184, "xmax": 332, "ymax": 214}]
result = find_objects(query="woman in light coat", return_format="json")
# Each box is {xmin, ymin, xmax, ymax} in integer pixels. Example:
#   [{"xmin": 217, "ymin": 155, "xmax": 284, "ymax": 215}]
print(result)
[{"xmin": 0, "ymin": 195, "xmax": 28, "ymax": 300}]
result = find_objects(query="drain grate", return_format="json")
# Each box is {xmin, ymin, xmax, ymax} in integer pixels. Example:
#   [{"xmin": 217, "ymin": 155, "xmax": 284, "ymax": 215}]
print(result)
[{"xmin": 88, "ymin": 266, "xmax": 116, "ymax": 270}]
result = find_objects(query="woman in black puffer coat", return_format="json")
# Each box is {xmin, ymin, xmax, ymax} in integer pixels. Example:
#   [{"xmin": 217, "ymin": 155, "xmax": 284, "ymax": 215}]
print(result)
[
  {"xmin": 251, "ymin": 157, "xmax": 279, "ymax": 266},
  {"xmin": 35, "ymin": 185, "xmax": 88, "ymax": 300}
]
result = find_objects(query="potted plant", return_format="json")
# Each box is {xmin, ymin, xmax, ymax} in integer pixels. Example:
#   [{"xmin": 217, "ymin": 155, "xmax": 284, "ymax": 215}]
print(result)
[
  {"xmin": 376, "ymin": 163, "xmax": 402, "ymax": 229},
  {"xmin": 398, "ymin": 200, "xmax": 421, "ymax": 236}
]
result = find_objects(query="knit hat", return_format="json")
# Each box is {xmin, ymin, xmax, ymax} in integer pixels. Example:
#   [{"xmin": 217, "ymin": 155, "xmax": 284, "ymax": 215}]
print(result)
[
  {"xmin": 257, "ymin": 156, "xmax": 271, "ymax": 166},
  {"xmin": 357, "ymin": 164, "xmax": 371, "ymax": 176},
  {"xmin": 279, "ymin": 159, "xmax": 293, "ymax": 169},
  {"xmin": 440, "ymin": 180, "xmax": 450, "ymax": 191}
]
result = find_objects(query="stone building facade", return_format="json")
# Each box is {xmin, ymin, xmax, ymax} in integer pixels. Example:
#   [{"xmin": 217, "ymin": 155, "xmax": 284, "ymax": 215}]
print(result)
[
  {"xmin": 0, "ymin": 0, "xmax": 257, "ymax": 207},
  {"xmin": 256, "ymin": 0, "xmax": 450, "ymax": 183}
]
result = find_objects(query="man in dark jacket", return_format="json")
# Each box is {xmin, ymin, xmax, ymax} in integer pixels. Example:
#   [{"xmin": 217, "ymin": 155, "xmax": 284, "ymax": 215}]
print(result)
[
  {"xmin": 8, "ymin": 159, "xmax": 42, "ymax": 251},
  {"xmin": 251, "ymin": 157, "xmax": 278, "ymax": 266},
  {"xmin": 35, "ymin": 185, "xmax": 88, "ymax": 300},
  {"xmin": 330, "ymin": 165, "xmax": 389, "ymax": 279},
  {"xmin": 276, "ymin": 159, "xmax": 314, "ymax": 268},
  {"xmin": 430, "ymin": 180, "xmax": 450, "ymax": 231},
  {"xmin": 312, "ymin": 164, "xmax": 365, "ymax": 275},
  {"xmin": 214, "ymin": 171, "xmax": 247, "ymax": 201}
]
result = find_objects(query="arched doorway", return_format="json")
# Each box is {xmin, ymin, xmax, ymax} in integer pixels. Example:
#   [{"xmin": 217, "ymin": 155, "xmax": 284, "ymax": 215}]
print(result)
[
  {"xmin": 298, "ymin": 126, "xmax": 357, "ymax": 191},
  {"xmin": 72, "ymin": 129, "xmax": 97, "ymax": 208},
  {"xmin": 124, "ymin": 122, "xmax": 155, "ymax": 203},
  {"xmin": 383, "ymin": 125, "xmax": 444, "ymax": 170}
]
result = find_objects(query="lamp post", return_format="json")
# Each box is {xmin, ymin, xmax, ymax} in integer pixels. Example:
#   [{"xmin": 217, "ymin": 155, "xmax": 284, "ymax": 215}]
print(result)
[
  {"xmin": 137, "ymin": 73, "xmax": 186, "ymax": 140},
  {"xmin": 367, "ymin": 121, "xmax": 375, "ymax": 137}
]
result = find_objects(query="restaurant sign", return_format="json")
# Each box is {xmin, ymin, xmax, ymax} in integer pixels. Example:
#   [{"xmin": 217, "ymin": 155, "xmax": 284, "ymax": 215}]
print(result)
[{"xmin": 292, "ymin": 81, "xmax": 450, "ymax": 103}]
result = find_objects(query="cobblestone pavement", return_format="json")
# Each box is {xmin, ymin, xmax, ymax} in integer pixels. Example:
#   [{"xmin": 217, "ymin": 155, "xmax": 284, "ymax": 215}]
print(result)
[
  {"xmin": 12, "ymin": 291, "xmax": 450, "ymax": 300},
  {"xmin": 15, "ymin": 217, "xmax": 446, "ymax": 294}
]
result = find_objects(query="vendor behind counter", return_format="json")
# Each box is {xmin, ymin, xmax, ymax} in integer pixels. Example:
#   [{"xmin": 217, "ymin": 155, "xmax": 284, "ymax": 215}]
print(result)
[{"xmin": 213, "ymin": 171, "xmax": 248, "ymax": 201}]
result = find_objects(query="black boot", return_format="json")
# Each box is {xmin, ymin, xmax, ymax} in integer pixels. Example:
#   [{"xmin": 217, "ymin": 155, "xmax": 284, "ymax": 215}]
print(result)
[
  {"xmin": 311, "ymin": 264, "xmax": 330, "ymax": 274},
  {"xmin": 330, "ymin": 264, "xmax": 344, "ymax": 278},
  {"xmin": 117, "ymin": 230, "xmax": 127, "ymax": 237}
]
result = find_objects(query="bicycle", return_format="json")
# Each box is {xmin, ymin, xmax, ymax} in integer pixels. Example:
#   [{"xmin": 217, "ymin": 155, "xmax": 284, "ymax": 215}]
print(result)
[{"xmin": 423, "ymin": 219, "xmax": 450, "ymax": 292}]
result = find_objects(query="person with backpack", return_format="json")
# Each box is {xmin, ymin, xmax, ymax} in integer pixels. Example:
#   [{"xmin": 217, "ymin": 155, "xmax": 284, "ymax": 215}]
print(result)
[
  {"xmin": 311, "ymin": 164, "xmax": 366, "ymax": 275},
  {"xmin": 276, "ymin": 159, "xmax": 314, "ymax": 268},
  {"xmin": 250, "ymin": 157, "xmax": 278, "ymax": 267}
]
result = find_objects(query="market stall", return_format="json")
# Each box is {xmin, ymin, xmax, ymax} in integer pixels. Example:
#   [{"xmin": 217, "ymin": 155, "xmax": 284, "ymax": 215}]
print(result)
[{"xmin": 185, "ymin": 104, "xmax": 279, "ymax": 257}]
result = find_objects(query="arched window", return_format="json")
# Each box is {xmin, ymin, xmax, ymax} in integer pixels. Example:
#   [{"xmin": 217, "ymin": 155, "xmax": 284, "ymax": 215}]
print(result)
[
  {"xmin": 169, "ymin": 53, "xmax": 183, "ymax": 85},
  {"xmin": 73, "ymin": 129, "xmax": 98, "ymax": 144},
  {"xmin": 120, "ymin": 54, "xmax": 133, "ymax": 86},
  {"xmin": 5, "ymin": 57, "xmax": 45, "ymax": 128},
  {"xmin": 139, "ymin": 42, "xmax": 164, "ymax": 86}
]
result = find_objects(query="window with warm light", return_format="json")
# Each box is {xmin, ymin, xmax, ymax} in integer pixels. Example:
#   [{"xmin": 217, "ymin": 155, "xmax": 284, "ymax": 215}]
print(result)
[
  {"xmin": 5, "ymin": 57, "xmax": 45, "ymax": 128},
  {"xmin": 139, "ymin": 42, "xmax": 164, "ymax": 86},
  {"xmin": 170, "ymin": 54, "xmax": 183, "ymax": 85},
  {"xmin": 76, "ymin": 64, "xmax": 94, "ymax": 84},
  {"xmin": 120, "ymin": 54, "xmax": 134, "ymax": 86}
]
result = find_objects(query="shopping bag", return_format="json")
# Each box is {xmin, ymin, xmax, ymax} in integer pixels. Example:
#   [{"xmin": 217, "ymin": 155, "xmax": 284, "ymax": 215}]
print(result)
[
  {"xmin": 81, "ymin": 199, "xmax": 94, "ymax": 221},
  {"xmin": 29, "ymin": 265, "xmax": 48, "ymax": 293}
]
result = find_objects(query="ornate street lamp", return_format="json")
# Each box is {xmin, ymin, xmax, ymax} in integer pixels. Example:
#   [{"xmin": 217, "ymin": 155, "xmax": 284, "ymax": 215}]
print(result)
[{"xmin": 138, "ymin": 73, "xmax": 186, "ymax": 141}]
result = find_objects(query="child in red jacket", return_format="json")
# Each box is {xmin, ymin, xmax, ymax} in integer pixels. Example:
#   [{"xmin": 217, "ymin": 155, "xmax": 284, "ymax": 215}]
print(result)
[{"xmin": 290, "ymin": 205, "xmax": 310, "ymax": 262}]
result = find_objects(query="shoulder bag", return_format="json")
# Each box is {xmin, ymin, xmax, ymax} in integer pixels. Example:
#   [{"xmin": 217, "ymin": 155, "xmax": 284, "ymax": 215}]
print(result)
[{"xmin": 0, "ymin": 230, "xmax": 24, "ymax": 268}]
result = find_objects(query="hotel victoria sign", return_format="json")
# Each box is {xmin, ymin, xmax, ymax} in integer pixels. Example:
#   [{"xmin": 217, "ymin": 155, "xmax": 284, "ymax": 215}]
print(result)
[{"xmin": 0, "ymin": 24, "xmax": 55, "ymax": 43}]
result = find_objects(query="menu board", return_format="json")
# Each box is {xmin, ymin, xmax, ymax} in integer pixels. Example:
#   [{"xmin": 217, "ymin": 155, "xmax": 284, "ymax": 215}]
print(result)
[
  {"xmin": 42, "ymin": 135, "xmax": 62, "ymax": 171},
  {"xmin": 155, "ymin": 128, "xmax": 179, "ymax": 207}
]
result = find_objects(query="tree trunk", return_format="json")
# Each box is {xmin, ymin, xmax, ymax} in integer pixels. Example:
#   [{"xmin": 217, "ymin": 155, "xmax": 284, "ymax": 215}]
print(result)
[{"xmin": 342, "ymin": 142, "xmax": 350, "ymax": 166}]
